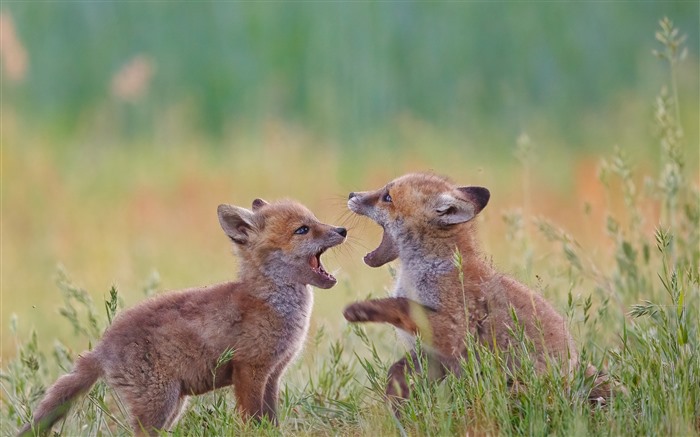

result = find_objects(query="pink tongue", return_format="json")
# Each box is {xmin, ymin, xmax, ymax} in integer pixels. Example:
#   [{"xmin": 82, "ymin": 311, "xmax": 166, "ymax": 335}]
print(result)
[{"xmin": 310, "ymin": 256, "xmax": 319, "ymax": 269}]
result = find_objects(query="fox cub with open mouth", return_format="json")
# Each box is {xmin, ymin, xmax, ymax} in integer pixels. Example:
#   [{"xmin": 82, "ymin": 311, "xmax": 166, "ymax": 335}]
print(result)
[
  {"xmin": 343, "ymin": 172, "xmax": 615, "ymax": 412},
  {"xmin": 19, "ymin": 199, "xmax": 346, "ymax": 436}
]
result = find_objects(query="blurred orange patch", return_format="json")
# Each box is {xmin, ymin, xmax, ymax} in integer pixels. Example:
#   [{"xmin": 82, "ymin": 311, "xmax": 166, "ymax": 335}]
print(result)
[
  {"xmin": 0, "ymin": 12, "xmax": 28, "ymax": 82},
  {"xmin": 111, "ymin": 54, "xmax": 156, "ymax": 102}
]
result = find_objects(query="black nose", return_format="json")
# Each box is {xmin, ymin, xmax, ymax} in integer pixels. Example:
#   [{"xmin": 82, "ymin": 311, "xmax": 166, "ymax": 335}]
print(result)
[
  {"xmin": 335, "ymin": 227, "xmax": 347, "ymax": 238},
  {"xmin": 348, "ymin": 192, "xmax": 356, "ymax": 200}
]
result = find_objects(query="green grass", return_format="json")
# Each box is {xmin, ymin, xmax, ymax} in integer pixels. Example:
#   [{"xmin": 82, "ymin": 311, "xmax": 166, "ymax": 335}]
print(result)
[
  {"xmin": 2, "ymin": 18, "xmax": 699, "ymax": 437},
  {"xmin": 2, "ymin": 211, "xmax": 698, "ymax": 436},
  {"xmin": 5, "ymin": 3, "xmax": 697, "ymax": 145}
]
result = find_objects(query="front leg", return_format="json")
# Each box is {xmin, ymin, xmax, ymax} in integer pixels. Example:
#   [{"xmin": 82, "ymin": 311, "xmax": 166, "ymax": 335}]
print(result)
[
  {"xmin": 232, "ymin": 365, "xmax": 267, "ymax": 422},
  {"xmin": 261, "ymin": 362, "xmax": 287, "ymax": 425},
  {"xmin": 343, "ymin": 297, "xmax": 436, "ymax": 336}
]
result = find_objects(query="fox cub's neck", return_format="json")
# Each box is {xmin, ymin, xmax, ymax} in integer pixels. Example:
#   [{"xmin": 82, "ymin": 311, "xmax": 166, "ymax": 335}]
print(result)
[
  {"xmin": 265, "ymin": 283, "xmax": 313, "ymax": 318},
  {"xmin": 396, "ymin": 225, "xmax": 494, "ymax": 304},
  {"xmin": 242, "ymin": 269, "xmax": 310, "ymax": 298},
  {"xmin": 239, "ymin": 261, "xmax": 305, "ymax": 289}
]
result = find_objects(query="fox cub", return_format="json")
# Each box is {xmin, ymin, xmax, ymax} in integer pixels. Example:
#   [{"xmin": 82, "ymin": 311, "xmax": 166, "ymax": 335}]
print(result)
[
  {"xmin": 343, "ymin": 173, "xmax": 612, "ymax": 410},
  {"xmin": 19, "ymin": 199, "xmax": 346, "ymax": 436}
]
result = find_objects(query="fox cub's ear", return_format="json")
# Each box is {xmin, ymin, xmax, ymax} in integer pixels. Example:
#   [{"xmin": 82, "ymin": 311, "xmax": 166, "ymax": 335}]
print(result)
[
  {"xmin": 457, "ymin": 186, "xmax": 490, "ymax": 213},
  {"xmin": 251, "ymin": 198, "xmax": 269, "ymax": 212},
  {"xmin": 434, "ymin": 186, "xmax": 490, "ymax": 226},
  {"xmin": 218, "ymin": 204, "xmax": 258, "ymax": 244}
]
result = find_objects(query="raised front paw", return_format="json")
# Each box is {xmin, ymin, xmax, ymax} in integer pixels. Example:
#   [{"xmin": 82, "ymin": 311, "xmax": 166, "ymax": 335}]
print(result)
[{"xmin": 343, "ymin": 302, "xmax": 377, "ymax": 323}]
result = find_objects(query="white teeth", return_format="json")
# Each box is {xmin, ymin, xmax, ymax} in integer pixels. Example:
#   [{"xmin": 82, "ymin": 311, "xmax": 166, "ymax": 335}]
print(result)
[{"xmin": 309, "ymin": 248, "xmax": 338, "ymax": 282}]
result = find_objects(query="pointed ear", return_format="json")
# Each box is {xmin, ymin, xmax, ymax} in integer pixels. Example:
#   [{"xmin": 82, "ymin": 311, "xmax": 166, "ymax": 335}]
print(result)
[
  {"xmin": 456, "ymin": 186, "xmax": 490, "ymax": 214},
  {"xmin": 251, "ymin": 198, "xmax": 269, "ymax": 212},
  {"xmin": 217, "ymin": 204, "xmax": 257, "ymax": 244},
  {"xmin": 434, "ymin": 186, "xmax": 490, "ymax": 226},
  {"xmin": 434, "ymin": 194, "xmax": 477, "ymax": 226}
]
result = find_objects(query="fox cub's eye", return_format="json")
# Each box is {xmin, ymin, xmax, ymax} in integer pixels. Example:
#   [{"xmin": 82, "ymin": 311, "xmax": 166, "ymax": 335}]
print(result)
[
  {"xmin": 382, "ymin": 193, "xmax": 392, "ymax": 203},
  {"xmin": 294, "ymin": 225, "xmax": 310, "ymax": 235}
]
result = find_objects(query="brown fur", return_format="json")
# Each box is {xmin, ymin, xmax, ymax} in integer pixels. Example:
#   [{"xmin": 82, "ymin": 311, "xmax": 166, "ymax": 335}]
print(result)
[
  {"xmin": 343, "ymin": 173, "xmax": 616, "ymax": 412},
  {"xmin": 19, "ymin": 199, "xmax": 346, "ymax": 436}
]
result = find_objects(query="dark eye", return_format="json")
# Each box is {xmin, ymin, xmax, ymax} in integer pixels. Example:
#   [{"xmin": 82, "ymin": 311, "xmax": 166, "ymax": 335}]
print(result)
[
  {"xmin": 294, "ymin": 225, "xmax": 309, "ymax": 235},
  {"xmin": 382, "ymin": 193, "xmax": 392, "ymax": 203}
]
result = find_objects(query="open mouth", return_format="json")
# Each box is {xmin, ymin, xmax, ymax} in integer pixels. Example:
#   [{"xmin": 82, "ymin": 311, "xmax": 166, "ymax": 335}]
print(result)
[
  {"xmin": 309, "ymin": 248, "xmax": 336, "ymax": 285},
  {"xmin": 364, "ymin": 227, "xmax": 400, "ymax": 267}
]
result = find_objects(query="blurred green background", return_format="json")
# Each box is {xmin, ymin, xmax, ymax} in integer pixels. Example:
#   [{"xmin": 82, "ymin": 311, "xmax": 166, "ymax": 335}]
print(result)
[
  {"xmin": 4, "ymin": 3, "xmax": 699, "ymax": 146},
  {"xmin": 2, "ymin": 3, "xmax": 698, "ymax": 359}
]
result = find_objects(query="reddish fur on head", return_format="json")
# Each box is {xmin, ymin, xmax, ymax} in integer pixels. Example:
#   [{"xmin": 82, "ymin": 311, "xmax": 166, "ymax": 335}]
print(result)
[
  {"xmin": 348, "ymin": 173, "xmax": 489, "ymax": 267},
  {"xmin": 218, "ymin": 199, "xmax": 347, "ymax": 288}
]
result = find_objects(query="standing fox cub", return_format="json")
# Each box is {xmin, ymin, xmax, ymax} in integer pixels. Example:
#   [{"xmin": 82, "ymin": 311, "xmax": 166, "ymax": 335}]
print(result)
[
  {"xmin": 343, "ymin": 173, "xmax": 614, "ymax": 410},
  {"xmin": 19, "ymin": 199, "xmax": 347, "ymax": 436}
]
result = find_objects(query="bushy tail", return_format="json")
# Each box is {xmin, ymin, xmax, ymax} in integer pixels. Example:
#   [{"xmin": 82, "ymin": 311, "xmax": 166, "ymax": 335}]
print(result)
[
  {"xmin": 18, "ymin": 352, "xmax": 103, "ymax": 436},
  {"xmin": 585, "ymin": 364, "xmax": 628, "ymax": 403}
]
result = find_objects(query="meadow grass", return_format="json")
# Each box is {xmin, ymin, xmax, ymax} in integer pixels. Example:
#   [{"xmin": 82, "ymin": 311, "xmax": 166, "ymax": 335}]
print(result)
[{"xmin": 1, "ymin": 18, "xmax": 699, "ymax": 436}]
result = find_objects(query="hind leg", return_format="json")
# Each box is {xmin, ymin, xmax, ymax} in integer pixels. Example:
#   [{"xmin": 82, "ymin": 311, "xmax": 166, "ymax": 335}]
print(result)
[
  {"xmin": 119, "ymin": 381, "xmax": 182, "ymax": 436},
  {"xmin": 385, "ymin": 350, "xmax": 420, "ymax": 416},
  {"xmin": 386, "ymin": 350, "xmax": 460, "ymax": 418}
]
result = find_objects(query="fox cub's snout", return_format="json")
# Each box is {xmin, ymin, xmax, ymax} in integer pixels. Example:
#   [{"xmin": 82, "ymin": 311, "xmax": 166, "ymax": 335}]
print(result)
[{"xmin": 219, "ymin": 198, "xmax": 347, "ymax": 289}]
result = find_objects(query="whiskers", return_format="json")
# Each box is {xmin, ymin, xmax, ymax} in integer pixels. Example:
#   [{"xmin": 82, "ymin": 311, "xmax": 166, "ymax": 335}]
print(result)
[
  {"xmin": 331, "ymin": 224, "xmax": 371, "ymax": 260},
  {"xmin": 320, "ymin": 194, "xmax": 377, "ymax": 269},
  {"xmin": 326, "ymin": 194, "xmax": 356, "ymax": 223}
]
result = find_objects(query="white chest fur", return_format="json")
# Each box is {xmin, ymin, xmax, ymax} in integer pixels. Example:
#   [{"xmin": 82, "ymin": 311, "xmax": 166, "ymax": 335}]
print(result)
[{"xmin": 266, "ymin": 284, "xmax": 313, "ymax": 361}]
